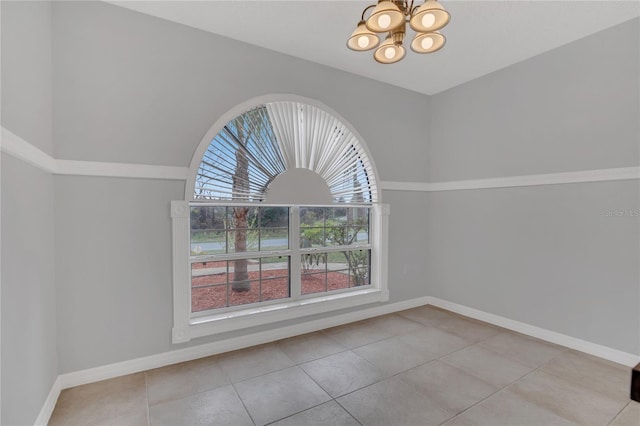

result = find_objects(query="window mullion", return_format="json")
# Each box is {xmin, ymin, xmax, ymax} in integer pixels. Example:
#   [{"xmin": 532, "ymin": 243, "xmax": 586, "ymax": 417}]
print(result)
[
  {"xmin": 299, "ymin": 244, "xmax": 371, "ymax": 254},
  {"xmin": 290, "ymin": 206, "xmax": 302, "ymax": 299}
]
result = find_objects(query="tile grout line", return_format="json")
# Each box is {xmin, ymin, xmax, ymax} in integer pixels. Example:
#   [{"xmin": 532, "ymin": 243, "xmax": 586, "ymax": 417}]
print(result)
[
  {"xmin": 539, "ymin": 365, "xmax": 631, "ymax": 406},
  {"xmin": 278, "ymin": 328, "xmax": 402, "ymax": 426},
  {"xmin": 437, "ymin": 364, "xmax": 548, "ymax": 425},
  {"xmin": 261, "ymin": 400, "xmax": 328, "ymax": 426},
  {"xmin": 606, "ymin": 401, "xmax": 630, "ymax": 426},
  {"xmin": 437, "ymin": 341, "xmax": 613, "ymax": 426},
  {"xmin": 144, "ymin": 372, "xmax": 151, "ymax": 426},
  {"xmin": 334, "ymin": 397, "xmax": 364, "ymax": 426},
  {"xmin": 313, "ymin": 331, "xmax": 500, "ymax": 426},
  {"xmin": 221, "ymin": 345, "xmax": 331, "ymax": 426},
  {"xmin": 288, "ymin": 316, "xmax": 499, "ymax": 405},
  {"xmin": 254, "ymin": 361, "xmax": 355, "ymax": 426},
  {"xmin": 504, "ymin": 338, "xmax": 632, "ymax": 409},
  {"xmin": 230, "ymin": 380, "xmax": 258, "ymax": 426},
  {"xmin": 296, "ymin": 361, "xmax": 364, "ymax": 426},
  {"xmin": 216, "ymin": 360, "xmax": 260, "ymax": 426},
  {"xmin": 431, "ymin": 333, "xmax": 533, "ymax": 393}
]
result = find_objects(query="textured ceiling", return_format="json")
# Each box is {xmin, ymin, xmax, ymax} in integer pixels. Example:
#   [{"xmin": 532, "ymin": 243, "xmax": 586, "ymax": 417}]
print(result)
[{"xmin": 106, "ymin": 1, "xmax": 640, "ymax": 95}]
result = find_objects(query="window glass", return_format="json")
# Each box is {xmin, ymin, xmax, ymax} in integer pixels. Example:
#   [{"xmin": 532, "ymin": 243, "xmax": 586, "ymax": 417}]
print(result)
[
  {"xmin": 300, "ymin": 207, "xmax": 370, "ymax": 248},
  {"xmin": 191, "ymin": 256, "xmax": 291, "ymax": 311},
  {"xmin": 190, "ymin": 206, "xmax": 227, "ymax": 255},
  {"xmin": 301, "ymin": 249, "xmax": 371, "ymax": 295}
]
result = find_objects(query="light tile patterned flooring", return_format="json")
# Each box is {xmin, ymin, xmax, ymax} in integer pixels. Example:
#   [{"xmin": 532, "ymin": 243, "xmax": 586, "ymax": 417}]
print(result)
[{"xmin": 49, "ymin": 306, "xmax": 638, "ymax": 426}]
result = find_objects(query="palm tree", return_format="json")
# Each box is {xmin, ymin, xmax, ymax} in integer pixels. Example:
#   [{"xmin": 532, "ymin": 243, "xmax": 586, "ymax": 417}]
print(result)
[{"xmin": 230, "ymin": 114, "xmax": 251, "ymax": 292}]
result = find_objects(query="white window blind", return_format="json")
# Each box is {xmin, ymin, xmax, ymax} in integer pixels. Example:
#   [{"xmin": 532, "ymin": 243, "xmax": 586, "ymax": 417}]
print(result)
[{"xmin": 194, "ymin": 102, "xmax": 377, "ymax": 203}]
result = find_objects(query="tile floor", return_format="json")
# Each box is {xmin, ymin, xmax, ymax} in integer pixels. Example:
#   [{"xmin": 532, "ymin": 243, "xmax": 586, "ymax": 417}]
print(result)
[{"xmin": 49, "ymin": 306, "xmax": 638, "ymax": 426}]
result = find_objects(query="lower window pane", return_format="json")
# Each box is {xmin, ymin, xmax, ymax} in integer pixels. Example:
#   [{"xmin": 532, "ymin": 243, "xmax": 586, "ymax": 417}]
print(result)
[
  {"xmin": 261, "ymin": 256, "xmax": 289, "ymax": 279},
  {"xmin": 192, "ymin": 285, "xmax": 227, "ymax": 312},
  {"xmin": 302, "ymin": 272, "xmax": 327, "ymax": 295},
  {"xmin": 301, "ymin": 249, "xmax": 371, "ymax": 296},
  {"xmin": 301, "ymin": 252, "xmax": 326, "ymax": 274},
  {"xmin": 191, "ymin": 261, "xmax": 227, "ymax": 287},
  {"xmin": 328, "ymin": 269, "xmax": 350, "ymax": 291},
  {"xmin": 349, "ymin": 250, "xmax": 370, "ymax": 286},
  {"xmin": 229, "ymin": 280, "xmax": 260, "ymax": 306},
  {"xmin": 192, "ymin": 257, "xmax": 291, "ymax": 312},
  {"xmin": 228, "ymin": 258, "xmax": 258, "ymax": 284},
  {"xmin": 261, "ymin": 277, "xmax": 290, "ymax": 301}
]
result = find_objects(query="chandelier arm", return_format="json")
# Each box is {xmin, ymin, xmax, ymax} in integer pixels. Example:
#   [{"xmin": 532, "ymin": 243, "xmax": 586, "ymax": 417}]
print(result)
[{"xmin": 360, "ymin": 4, "xmax": 377, "ymax": 21}]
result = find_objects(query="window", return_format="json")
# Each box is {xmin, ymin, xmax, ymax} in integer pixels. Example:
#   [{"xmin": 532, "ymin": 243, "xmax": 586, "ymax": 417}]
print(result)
[
  {"xmin": 172, "ymin": 97, "xmax": 388, "ymax": 343},
  {"xmin": 190, "ymin": 205, "xmax": 291, "ymax": 312},
  {"xmin": 300, "ymin": 206, "xmax": 371, "ymax": 295}
]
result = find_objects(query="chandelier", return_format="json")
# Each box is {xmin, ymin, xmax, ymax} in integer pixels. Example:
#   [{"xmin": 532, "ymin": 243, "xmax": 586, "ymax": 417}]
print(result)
[{"xmin": 347, "ymin": 0, "xmax": 450, "ymax": 64}]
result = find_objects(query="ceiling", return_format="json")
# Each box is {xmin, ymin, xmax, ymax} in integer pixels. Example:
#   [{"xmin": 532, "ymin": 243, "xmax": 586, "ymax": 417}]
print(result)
[{"xmin": 105, "ymin": 1, "xmax": 640, "ymax": 95}]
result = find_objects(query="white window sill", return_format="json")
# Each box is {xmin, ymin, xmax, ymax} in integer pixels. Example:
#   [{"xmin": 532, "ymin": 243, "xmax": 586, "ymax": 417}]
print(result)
[{"xmin": 172, "ymin": 288, "xmax": 388, "ymax": 343}]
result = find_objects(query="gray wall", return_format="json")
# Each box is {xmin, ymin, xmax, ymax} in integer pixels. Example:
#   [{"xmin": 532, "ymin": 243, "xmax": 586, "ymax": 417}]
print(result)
[
  {"xmin": 427, "ymin": 19, "xmax": 640, "ymax": 354},
  {"xmin": 425, "ymin": 181, "xmax": 639, "ymax": 354},
  {"xmin": 429, "ymin": 18, "xmax": 639, "ymax": 182},
  {"xmin": 1, "ymin": 155, "xmax": 57, "ymax": 426},
  {"xmin": 1, "ymin": 1, "xmax": 58, "ymax": 424},
  {"xmin": 52, "ymin": 1, "xmax": 432, "ymax": 373},
  {"xmin": 52, "ymin": 1, "xmax": 430, "ymax": 181},
  {"xmin": 1, "ymin": 0, "xmax": 53, "ymax": 155}
]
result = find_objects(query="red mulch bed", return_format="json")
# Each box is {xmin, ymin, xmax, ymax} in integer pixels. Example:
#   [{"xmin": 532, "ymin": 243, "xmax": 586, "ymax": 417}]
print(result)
[{"xmin": 191, "ymin": 261, "xmax": 356, "ymax": 312}]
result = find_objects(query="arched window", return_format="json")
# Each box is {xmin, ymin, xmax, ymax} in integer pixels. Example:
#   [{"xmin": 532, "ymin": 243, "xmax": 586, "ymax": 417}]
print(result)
[
  {"xmin": 192, "ymin": 101, "xmax": 378, "ymax": 203},
  {"xmin": 172, "ymin": 97, "xmax": 388, "ymax": 343}
]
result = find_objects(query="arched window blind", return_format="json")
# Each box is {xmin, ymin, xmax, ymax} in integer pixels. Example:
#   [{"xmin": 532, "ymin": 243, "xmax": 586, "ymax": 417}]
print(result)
[{"xmin": 194, "ymin": 102, "xmax": 377, "ymax": 203}]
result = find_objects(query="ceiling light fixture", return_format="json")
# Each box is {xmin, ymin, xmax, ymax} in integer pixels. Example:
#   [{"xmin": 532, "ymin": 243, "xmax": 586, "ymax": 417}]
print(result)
[{"xmin": 347, "ymin": 0, "xmax": 450, "ymax": 64}]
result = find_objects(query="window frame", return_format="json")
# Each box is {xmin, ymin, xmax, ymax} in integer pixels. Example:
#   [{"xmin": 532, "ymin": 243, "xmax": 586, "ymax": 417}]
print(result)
[
  {"xmin": 175, "ymin": 95, "xmax": 386, "ymax": 343},
  {"xmin": 171, "ymin": 201, "xmax": 389, "ymax": 343}
]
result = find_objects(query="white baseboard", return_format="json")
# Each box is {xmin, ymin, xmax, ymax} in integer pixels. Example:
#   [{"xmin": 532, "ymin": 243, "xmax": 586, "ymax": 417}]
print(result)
[
  {"xmin": 36, "ymin": 295, "xmax": 639, "ymax": 425},
  {"xmin": 427, "ymin": 297, "xmax": 640, "ymax": 367},
  {"xmin": 34, "ymin": 376, "xmax": 62, "ymax": 426}
]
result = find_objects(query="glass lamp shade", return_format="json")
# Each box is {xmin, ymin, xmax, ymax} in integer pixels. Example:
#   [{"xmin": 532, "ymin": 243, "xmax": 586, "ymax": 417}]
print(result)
[
  {"xmin": 410, "ymin": 31, "xmax": 446, "ymax": 53},
  {"xmin": 409, "ymin": 0, "xmax": 451, "ymax": 32},
  {"xmin": 347, "ymin": 21, "xmax": 380, "ymax": 51},
  {"xmin": 374, "ymin": 36, "xmax": 406, "ymax": 64},
  {"xmin": 366, "ymin": 1, "xmax": 405, "ymax": 33}
]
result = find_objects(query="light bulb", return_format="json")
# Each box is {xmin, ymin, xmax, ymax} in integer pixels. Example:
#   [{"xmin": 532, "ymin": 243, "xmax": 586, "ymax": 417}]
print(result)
[
  {"xmin": 357, "ymin": 36, "xmax": 370, "ymax": 48},
  {"xmin": 410, "ymin": 31, "xmax": 445, "ymax": 54},
  {"xmin": 378, "ymin": 13, "xmax": 391, "ymax": 29},
  {"xmin": 421, "ymin": 37, "xmax": 434, "ymax": 50},
  {"xmin": 384, "ymin": 46, "xmax": 396, "ymax": 59},
  {"xmin": 421, "ymin": 13, "xmax": 436, "ymax": 29}
]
